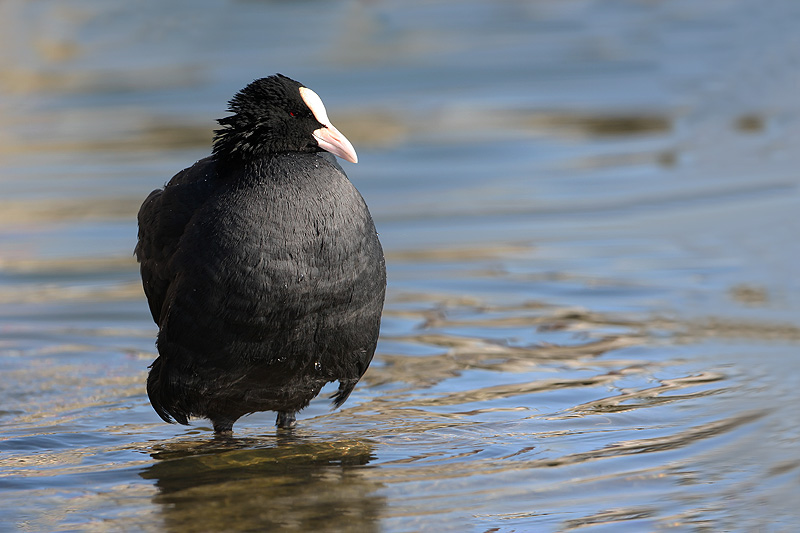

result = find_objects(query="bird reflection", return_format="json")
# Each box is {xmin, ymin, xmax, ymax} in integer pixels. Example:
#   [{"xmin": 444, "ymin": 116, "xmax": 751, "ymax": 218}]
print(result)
[{"xmin": 140, "ymin": 434, "xmax": 382, "ymax": 532}]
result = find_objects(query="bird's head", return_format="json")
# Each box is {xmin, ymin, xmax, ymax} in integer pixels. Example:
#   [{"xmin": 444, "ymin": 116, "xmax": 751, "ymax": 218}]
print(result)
[{"xmin": 212, "ymin": 74, "xmax": 358, "ymax": 165}]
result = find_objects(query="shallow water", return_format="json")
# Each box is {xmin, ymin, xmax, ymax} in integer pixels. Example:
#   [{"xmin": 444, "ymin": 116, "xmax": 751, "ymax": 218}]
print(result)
[{"xmin": 2, "ymin": 1, "xmax": 800, "ymax": 531}]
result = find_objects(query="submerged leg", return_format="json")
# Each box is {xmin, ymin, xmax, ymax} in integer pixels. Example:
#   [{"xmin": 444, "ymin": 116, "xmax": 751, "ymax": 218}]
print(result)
[
  {"xmin": 276, "ymin": 411, "xmax": 296, "ymax": 429},
  {"xmin": 211, "ymin": 417, "xmax": 234, "ymax": 436}
]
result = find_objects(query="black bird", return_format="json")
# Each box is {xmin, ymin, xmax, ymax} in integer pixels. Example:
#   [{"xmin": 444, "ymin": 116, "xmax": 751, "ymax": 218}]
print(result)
[{"xmin": 135, "ymin": 74, "xmax": 386, "ymax": 435}]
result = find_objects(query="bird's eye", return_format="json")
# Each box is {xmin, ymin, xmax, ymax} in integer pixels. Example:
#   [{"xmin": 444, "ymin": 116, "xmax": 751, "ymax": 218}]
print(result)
[{"xmin": 289, "ymin": 111, "xmax": 296, "ymax": 117}]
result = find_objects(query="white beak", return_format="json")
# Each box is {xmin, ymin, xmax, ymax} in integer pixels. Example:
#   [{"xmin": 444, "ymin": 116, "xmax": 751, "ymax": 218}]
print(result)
[{"xmin": 300, "ymin": 86, "xmax": 358, "ymax": 164}]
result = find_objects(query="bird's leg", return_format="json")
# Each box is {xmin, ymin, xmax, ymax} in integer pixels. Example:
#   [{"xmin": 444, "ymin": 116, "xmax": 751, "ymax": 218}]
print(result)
[
  {"xmin": 276, "ymin": 411, "xmax": 296, "ymax": 429},
  {"xmin": 212, "ymin": 417, "xmax": 234, "ymax": 436}
]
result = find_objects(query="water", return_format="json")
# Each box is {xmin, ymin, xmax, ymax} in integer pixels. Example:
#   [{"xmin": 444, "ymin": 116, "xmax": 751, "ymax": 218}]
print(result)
[{"xmin": 2, "ymin": 1, "xmax": 799, "ymax": 531}]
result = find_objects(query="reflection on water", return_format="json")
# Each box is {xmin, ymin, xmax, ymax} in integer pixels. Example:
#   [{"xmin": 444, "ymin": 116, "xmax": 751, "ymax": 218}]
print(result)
[
  {"xmin": 1, "ymin": 0, "xmax": 800, "ymax": 531},
  {"xmin": 142, "ymin": 437, "xmax": 380, "ymax": 532}
]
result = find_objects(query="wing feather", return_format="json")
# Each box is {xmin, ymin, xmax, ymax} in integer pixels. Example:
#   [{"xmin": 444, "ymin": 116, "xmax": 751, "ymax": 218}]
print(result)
[{"xmin": 135, "ymin": 157, "xmax": 218, "ymax": 326}]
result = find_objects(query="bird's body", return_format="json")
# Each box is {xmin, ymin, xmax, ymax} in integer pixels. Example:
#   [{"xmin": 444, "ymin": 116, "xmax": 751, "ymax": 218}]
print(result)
[{"xmin": 135, "ymin": 75, "xmax": 385, "ymax": 434}]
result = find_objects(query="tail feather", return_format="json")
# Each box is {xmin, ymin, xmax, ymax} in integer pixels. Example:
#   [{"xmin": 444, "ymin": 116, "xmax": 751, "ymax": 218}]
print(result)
[
  {"xmin": 146, "ymin": 356, "xmax": 189, "ymax": 425},
  {"xmin": 330, "ymin": 379, "xmax": 358, "ymax": 408}
]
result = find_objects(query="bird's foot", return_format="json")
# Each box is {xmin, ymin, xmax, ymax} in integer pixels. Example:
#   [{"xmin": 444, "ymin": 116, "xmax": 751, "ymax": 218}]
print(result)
[{"xmin": 276, "ymin": 411, "xmax": 296, "ymax": 429}]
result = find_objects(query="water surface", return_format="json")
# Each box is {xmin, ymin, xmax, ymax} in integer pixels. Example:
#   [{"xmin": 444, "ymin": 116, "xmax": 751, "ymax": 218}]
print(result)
[{"xmin": 1, "ymin": 1, "xmax": 799, "ymax": 531}]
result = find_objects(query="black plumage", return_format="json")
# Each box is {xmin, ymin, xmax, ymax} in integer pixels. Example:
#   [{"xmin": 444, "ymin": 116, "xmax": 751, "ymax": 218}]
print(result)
[{"xmin": 135, "ymin": 74, "xmax": 386, "ymax": 434}]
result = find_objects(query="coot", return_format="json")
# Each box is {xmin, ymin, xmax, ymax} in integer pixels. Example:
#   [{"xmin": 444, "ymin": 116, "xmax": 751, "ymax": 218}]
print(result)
[{"xmin": 135, "ymin": 74, "xmax": 386, "ymax": 435}]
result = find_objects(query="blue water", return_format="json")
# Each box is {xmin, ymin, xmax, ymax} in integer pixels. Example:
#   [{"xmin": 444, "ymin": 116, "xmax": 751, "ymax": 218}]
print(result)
[{"xmin": 2, "ymin": 1, "xmax": 800, "ymax": 531}]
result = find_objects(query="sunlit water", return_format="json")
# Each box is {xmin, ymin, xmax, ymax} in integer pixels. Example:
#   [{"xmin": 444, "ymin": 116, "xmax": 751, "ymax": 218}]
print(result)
[{"xmin": 2, "ymin": 1, "xmax": 800, "ymax": 531}]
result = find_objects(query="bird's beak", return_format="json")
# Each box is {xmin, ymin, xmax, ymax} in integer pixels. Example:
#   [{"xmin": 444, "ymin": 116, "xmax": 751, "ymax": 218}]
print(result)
[
  {"xmin": 300, "ymin": 86, "xmax": 359, "ymax": 164},
  {"xmin": 312, "ymin": 124, "xmax": 358, "ymax": 164}
]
